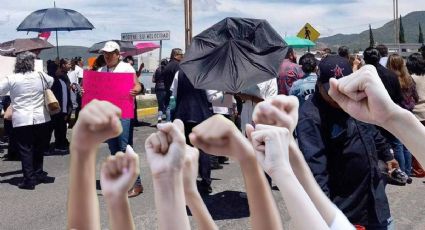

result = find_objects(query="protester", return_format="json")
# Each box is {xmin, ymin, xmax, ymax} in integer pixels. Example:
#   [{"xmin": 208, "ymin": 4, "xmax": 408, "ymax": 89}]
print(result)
[
  {"xmin": 328, "ymin": 65, "xmax": 425, "ymax": 169},
  {"xmin": 171, "ymin": 70, "xmax": 214, "ymax": 194},
  {"xmin": 289, "ymin": 52, "xmax": 318, "ymax": 106},
  {"xmin": 406, "ymin": 53, "xmax": 425, "ymax": 176},
  {"xmin": 364, "ymin": 47, "xmax": 404, "ymax": 169},
  {"xmin": 162, "ymin": 48, "xmax": 184, "ymax": 108},
  {"xmin": 0, "ymin": 51, "xmax": 53, "ymax": 189},
  {"xmin": 348, "ymin": 54, "xmax": 363, "ymax": 71},
  {"xmin": 337, "ymin": 46, "xmax": 349, "ymax": 59},
  {"xmin": 237, "ymin": 78, "xmax": 278, "ymax": 135},
  {"xmin": 296, "ymin": 55, "xmax": 397, "ymax": 229},
  {"xmin": 190, "ymin": 115, "xmax": 284, "ymax": 230},
  {"xmin": 376, "ymin": 44, "xmax": 389, "ymax": 67},
  {"xmin": 68, "ymin": 57, "xmax": 84, "ymax": 125},
  {"xmin": 98, "ymin": 41, "xmax": 143, "ymax": 198},
  {"xmin": 277, "ymin": 47, "xmax": 304, "ymax": 95},
  {"xmin": 152, "ymin": 59, "xmax": 169, "ymax": 122},
  {"xmin": 91, "ymin": 54, "xmax": 106, "ymax": 71},
  {"xmin": 49, "ymin": 58, "xmax": 73, "ymax": 154},
  {"xmin": 387, "ymin": 53, "xmax": 418, "ymax": 175},
  {"xmin": 251, "ymin": 95, "xmax": 355, "ymax": 230},
  {"xmin": 67, "ymin": 100, "xmax": 137, "ymax": 230}
]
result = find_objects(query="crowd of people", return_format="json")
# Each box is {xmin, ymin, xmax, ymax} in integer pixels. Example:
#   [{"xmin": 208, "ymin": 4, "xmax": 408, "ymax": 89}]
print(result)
[{"xmin": 1, "ymin": 39, "xmax": 425, "ymax": 229}]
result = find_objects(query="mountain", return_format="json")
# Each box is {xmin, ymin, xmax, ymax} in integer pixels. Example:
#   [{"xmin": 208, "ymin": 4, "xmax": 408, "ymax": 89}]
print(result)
[
  {"xmin": 317, "ymin": 11, "xmax": 425, "ymax": 50},
  {"xmin": 39, "ymin": 45, "xmax": 93, "ymax": 62}
]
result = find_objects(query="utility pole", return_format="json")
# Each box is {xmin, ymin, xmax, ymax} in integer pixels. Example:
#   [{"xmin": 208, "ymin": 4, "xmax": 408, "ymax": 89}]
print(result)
[
  {"xmin": 184, "ymin": 0, "xmax": 193, "ymax": 51},
  {"xmin": 393, "ymin": 0, "xmax": 400, "ymax": 51}
]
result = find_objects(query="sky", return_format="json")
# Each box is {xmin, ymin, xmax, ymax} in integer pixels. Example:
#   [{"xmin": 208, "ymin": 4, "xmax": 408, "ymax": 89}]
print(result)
[{"xmin": 0, "ymin": 0, "xmax": 423, "ymax": 58}]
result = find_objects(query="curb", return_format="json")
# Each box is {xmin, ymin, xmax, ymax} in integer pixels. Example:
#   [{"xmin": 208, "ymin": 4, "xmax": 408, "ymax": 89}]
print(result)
[{"xmin": 137, "ymin": 107, "xmax": 158, "ymax": 117}]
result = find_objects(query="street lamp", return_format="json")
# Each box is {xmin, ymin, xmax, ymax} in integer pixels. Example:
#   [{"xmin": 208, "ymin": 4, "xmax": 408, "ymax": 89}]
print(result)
[{"xmin": 393, "ymin": 0, "xmax": 399, "ymax": 45}]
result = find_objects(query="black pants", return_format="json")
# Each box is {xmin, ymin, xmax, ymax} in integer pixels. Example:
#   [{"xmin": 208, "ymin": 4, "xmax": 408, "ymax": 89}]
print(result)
[
  {"xmin": 14, "ymin": 123, "xmax": 50, "ymax": 183},
  {"xmin": 51, "ymin": 113, "xmax": 69, "ymax": 149},
  {"xmin": 184, "ymin": 122, "xmax": 211, "ymax": 186}
]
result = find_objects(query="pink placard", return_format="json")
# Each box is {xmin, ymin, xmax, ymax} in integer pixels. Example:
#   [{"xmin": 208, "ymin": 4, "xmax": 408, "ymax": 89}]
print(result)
[{"xmin": 82, "ymin": 70, "xmax": 135, "ymax": 119}]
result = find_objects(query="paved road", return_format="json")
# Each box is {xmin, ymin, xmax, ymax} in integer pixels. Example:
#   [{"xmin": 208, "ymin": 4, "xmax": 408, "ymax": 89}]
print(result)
[{"xmin": 1, "ymin": 124, "xmax": 425, "ymax": 230}]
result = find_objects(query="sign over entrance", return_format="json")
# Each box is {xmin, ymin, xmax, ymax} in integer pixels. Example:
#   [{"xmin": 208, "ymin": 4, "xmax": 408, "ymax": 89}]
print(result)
[
  {"xmin": 121, "ymin": 31, "xmax": 171, "ymax": 42},
  {"xmin": 297, "ymin": 23, "xmax": 320, "ymax": 42}
]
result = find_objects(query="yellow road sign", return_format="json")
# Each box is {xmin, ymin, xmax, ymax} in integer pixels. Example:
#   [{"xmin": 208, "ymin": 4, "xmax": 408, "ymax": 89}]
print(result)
[{"xmin": 297, "ymin": 23, "xmax": 320, "ymax": 42}]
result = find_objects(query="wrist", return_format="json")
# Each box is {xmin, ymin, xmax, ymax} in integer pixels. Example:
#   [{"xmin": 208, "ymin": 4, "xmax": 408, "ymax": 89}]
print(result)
[
  {"xmin": 104, "ymin": 192, "xmax": 128, "ymax": 205},
  {"xmin": 382, "ymin": 105, "xmax": 408, "ymax": 131}
]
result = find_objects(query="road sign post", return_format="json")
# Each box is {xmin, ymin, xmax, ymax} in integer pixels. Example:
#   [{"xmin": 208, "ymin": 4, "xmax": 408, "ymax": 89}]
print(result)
[
  {"xmin": 297, "ymin": 23, "xmax": 320, "ymax": 52},
  {"xmin": 121, "ymin": 31, "xmax": 170, "ymax": 65}
]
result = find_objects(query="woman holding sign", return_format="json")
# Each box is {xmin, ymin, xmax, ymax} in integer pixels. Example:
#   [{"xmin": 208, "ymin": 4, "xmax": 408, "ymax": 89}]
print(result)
[
  {"xmin": 0, "ymin": 51, "xmax": 54, "ymax": 190},
  {"xmin": 97, "ymin": 41, "xmax": 143, "ymax": 198}
]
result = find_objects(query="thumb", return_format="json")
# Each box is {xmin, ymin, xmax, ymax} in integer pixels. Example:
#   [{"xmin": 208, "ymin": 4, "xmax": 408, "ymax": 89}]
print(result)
[
  {"xmin": 157, "ymin": 122, "xmax": 186, "ymax": 144},
  {"xmin": 245, "ymin": 124, "xmax": 255, "ymax": 142}
]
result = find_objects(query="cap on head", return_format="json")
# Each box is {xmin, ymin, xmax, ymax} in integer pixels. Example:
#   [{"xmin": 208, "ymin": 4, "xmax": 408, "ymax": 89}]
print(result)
[
  {"xmin": 318, "ymin": 55, "xmax": 353, "ymax": 91},
  {"xmin": 100, "ymin": 41, "xmax": 120, "ymax": 53}
]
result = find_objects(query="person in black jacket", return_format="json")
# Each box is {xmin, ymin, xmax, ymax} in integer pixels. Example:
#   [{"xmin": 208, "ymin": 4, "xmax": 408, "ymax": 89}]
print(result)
[
  {"xmin": 161, "ymin": 48, "xmax": 184, "ymax": 108},
  {"xmin": 173, "ymin": 69, "xmax": 214, "ymax": 194},
  {"xmin": 296, "ymin": 55, "xmax": 398, "ymax": 229},
  {"xmin": 49, "ymin": 58, "xmax": 72, "ymax": 154},
  {"xmin": 364, "ymin": 47, "xmax": 404, "ymax": 178}
]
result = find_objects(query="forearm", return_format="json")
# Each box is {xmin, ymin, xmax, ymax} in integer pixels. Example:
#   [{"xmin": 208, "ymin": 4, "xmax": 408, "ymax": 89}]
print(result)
[
  {"xmin": 105, "ymin": 195, "xmax": 135, "ymax": 230},
  {"xmin": 186, "ymin": 192, "xmax": 218, "ymax": 230},
  {"xmin": 271, "ymin": 168, "xmax": 328, "ymax": 230},
  {"xmin": 288, "ymin": 139, "xmax": 336, "ymax": 226},
  {"xmin": 152, "ymin": 173, "xmax": 190, "ymax": 230},
  {"xmin": 237, "ymin": 138, "xmax": 283, "ymax": 230},
  {"xmin": 384, "ymin": 107, "xmax": 425, "ymax": 166},
  {"xmin": 67, "ymin": 145, "xmax": 100, "ymax": 230}
]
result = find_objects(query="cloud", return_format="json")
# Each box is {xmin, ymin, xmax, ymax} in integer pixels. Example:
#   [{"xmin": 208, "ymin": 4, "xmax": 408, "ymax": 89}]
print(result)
[{"xmin": 0, "ymin": 0, "xmax": 423, "ymax": 61}]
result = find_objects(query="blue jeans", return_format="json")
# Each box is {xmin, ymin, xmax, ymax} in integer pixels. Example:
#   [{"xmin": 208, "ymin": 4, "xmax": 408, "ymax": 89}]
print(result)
[
  {"xmin": 107, "ymin": 119, "xmax": 131, "ymax": 154},
  {"xmin": 107, "ymin": 118, "xmax": 141, "ymax": 185},
  {"xmin": 390, "ymin": 138, "xmax": 412, "ymax": 174},
  {"xmin": 155, "ymin": 90, "xmax": 167, "ymax": 115}
]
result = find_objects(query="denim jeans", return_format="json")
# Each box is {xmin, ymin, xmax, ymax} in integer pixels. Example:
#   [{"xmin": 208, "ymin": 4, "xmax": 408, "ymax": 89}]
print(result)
[
  {"xmin": 155, "ymin": 90, "xmax": 167, "ymax": 115},
  {"xmin": 389, "ymin": 138, "xmax": 412, "ymax": 174},
  {"xmin": 107, "ymin": 118, "xmax": 141, "ymax": 185},
  {"xmin": 107, "ymin": 119, "xmax": 131, "ymax": 154}
]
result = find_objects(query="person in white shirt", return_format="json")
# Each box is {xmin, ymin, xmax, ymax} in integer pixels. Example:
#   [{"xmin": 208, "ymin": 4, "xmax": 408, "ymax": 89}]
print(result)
[
  {"xmin": 98, "ymin": 41, "xmax": 143, "ymax": 198},
  {"xmin": 0, "ymin": 51, "xmax": 54, "ymax": 190}
]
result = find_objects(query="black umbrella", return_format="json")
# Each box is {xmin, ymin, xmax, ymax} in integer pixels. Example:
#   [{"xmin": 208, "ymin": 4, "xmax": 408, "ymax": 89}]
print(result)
[
  {"xmin": 180, "ymin": 17, "xmax": 288, "ymax": 93},
  {"xmin": 0, "ymin": 38, "xmax": 54, "ymax": 56},
  {"xmin": 88, "ymin": 40, "xmax": 136, "ymax": 54},
  {"xmin": 17, "ymin": 6, "xmax": 94, "ymax": 58}
]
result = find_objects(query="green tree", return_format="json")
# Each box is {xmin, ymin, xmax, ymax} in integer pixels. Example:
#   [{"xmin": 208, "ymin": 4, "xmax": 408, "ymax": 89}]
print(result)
[
  {"xmin": 399, "ymin": 15, "xmax": 406, "ymax": 43},
  {"xmin": 369, "ymin": 24, "xmax": 375, "ymax": 47},
  {"xmin": 419, "ymin": 23, "xmax": 424, "ymax": 44}
]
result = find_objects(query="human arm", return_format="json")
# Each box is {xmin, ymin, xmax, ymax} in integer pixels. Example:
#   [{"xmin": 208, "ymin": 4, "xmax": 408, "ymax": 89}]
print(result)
[
  {"xmin": 328, "ymin": 65, "xmax": 425, "ymax": 167},
  {"xmin": 0, "ymin": 77, "xmax": 11, "ymax": 95},
  {"xmin": 67, "ymin": 100, "xmax": 122, "ymax": 230},
  {"xmin": 145, "ymin": 120, "xmax": 190, "ymax": 230},
  {"xmin": 251, "ymin": 95, "xmax": 349, "ymax": 226},
  {"xmin": 130, "ymin": 73, "xmax": 142, "ymax": 96},
  {"xmin": 246, "ymin": 124, "xmax": 328, "ymax": 230},
  {"xmin": 189, "ymin": 115, "xmax": 283, "ymax": 230},
  {"xmin": 100, "ymin": 146, "xmax": 139, "ymax": 230},
  {"xmin": 373, "ymin": 127, "xmax": 399, "ymax": 172},
  {"xmin": 170, "ymin": 71, "xmax": 179, "ymax": 98},
  {"xmin": 183, "ymin": 146, "xmax": 218, "ymax": 230},
  {"xmin": 136, "ymin": 63, "xmax": 144, "ymax": 78}
]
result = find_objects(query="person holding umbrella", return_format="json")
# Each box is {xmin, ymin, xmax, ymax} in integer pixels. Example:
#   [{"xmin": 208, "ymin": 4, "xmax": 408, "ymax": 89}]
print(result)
[{"xmin": 98, "ymin": 41, "xmax": 143, "ymax": 198}]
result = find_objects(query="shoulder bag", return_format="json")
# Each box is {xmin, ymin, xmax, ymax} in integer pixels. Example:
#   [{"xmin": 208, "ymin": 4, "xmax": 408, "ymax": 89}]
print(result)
[{"xmin": 39, "ymin": 72, "xmax": 61, "ymax": 115}]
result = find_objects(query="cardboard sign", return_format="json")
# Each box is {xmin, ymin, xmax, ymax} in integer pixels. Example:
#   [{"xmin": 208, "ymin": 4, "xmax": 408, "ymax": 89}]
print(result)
[
  {"xmin": 0, "ymin": 55, "xmax": 43, "ymax": 80},
  {"xmin": 82, "ymin": 70, "xmax": 135, "ymax": 119}
]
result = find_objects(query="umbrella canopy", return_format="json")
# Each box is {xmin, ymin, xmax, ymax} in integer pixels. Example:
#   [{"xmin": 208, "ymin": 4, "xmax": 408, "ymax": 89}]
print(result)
[
  {"xmin": 88, "ymin": 40, "xmax": 136, "ymax": 54},
  {"xmin": 0, "ymin": 38, "xmax": 54, "ymax": 56},
  {"xmin": 283, "ymin": 36, "xmax": 315, "ymax": 48},
  {"xmin": 121, "ymin": 42, "xmax": 160, "ymax": 57},
  {"xmin": 180, "ymin": 17, "xmax": 288, "ymax": 93},
  {"xmin": 17, "ymin": 7, "xmax": 94, "ymax": 58},
  {"xmin": 16, "ymin": 8, "xmax": 94, "ymax": 32}
]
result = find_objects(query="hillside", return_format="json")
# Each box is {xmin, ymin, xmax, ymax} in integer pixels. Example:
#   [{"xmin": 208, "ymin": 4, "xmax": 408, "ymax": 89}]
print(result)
[
  {"xmin": 39, "ymin": 45, "xmax": 94, "ymax": 62},
  {"xmin": 317, "ymin": 11, "xmax": 425, "ymax": 50}
]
